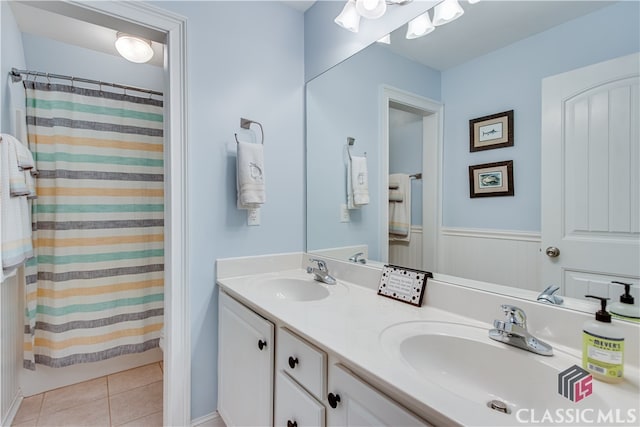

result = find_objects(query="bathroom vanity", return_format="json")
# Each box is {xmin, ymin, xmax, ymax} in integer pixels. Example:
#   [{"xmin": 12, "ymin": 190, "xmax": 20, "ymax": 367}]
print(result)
[{"xmin": 216, "ymin": 253, "xmax": 640, "ymax": 427}]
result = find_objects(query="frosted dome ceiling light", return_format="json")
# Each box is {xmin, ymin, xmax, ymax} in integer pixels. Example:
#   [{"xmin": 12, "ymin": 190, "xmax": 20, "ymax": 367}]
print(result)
[
  {"xmin": 406, "ymin": 12, "xmax": 435, "ymax": 39},
  {"xmin": 115, "ymin": 32, "xmax": 154, "ymax": 63},
  {"xmin": 433, "ymin": 0, "xmax": 465, "ymax": 26},
  {"xmin": 335, "ymin": 0, "xmax": 361, "ymax": 32},
  {"xmin": 355, "ymin": 0, "xmax": 387, "ymax": 19}
]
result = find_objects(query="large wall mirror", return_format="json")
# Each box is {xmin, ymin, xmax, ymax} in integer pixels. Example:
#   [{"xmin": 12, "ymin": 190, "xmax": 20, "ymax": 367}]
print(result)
[{"xmin": 306, "ymin": 0, "xmax": 640, "ymax": 317}]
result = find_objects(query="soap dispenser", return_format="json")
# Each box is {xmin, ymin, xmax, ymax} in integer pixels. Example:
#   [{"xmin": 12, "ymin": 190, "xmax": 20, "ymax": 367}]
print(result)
[
  {"xmin": 609, "ymin": 281, "xmax": 640, "ymax": 322},
  {"xmin": 583, "ymin": 295, "xmax": 625, "ymax": 383}
]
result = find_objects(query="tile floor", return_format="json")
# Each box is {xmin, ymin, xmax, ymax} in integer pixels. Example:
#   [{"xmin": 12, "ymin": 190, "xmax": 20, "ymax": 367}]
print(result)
[{"xmin": 12, "ymin": 362, "xmax": 163, "ymax": 427}]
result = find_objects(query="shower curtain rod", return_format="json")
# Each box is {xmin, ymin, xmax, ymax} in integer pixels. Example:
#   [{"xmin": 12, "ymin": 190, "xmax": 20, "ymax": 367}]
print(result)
[{"xmin": 10, "ymin": 68, "xmax": 163, "ymax": 97}]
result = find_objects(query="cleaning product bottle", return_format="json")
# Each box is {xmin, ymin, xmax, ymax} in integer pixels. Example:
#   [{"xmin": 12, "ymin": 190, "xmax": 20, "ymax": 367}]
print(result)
[
  {"xmin": 583, "ymin": 295, "xmax": 625, "ymax": 383},
  {"xmin": 609, "ymin": 281, "xmax": 640, "ymax": 323}
]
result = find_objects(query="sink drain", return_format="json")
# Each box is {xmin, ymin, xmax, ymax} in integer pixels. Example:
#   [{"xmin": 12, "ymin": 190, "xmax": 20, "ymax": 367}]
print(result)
[{"xmin": 487, "ymin": 400, "xmax": 511, "ymax": 414}]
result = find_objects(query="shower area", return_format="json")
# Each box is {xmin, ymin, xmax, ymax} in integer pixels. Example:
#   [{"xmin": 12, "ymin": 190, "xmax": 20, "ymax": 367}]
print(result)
[{"xmin": 1, "ymin": 0, "xmax": 165, "ymax": 412}]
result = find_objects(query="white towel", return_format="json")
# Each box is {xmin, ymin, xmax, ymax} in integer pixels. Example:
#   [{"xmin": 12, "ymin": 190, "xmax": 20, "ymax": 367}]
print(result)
[
  {"xmin": 347, "ymin": 155, "xmax": 369, "ymax": 209},
  {"xmin": 0, "ymin": 134, "xmax": 34, "ymax": 275},
  {"xmin": 236, "ymin": 141, "xmax": 265, "ymax": 209},
  {"xmin": 389, "ymin": 173, "xmax": 411, "ymax": 242}
]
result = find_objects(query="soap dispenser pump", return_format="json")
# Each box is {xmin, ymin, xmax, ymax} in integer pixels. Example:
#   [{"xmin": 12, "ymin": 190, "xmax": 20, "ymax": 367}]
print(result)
[
  {"xmin": 582, "ymin": 295, "xmax": 625, "ymax": 383},
  {"xmin": 609, "ymin": 281, "xmax": 640, "ymax": 322}
]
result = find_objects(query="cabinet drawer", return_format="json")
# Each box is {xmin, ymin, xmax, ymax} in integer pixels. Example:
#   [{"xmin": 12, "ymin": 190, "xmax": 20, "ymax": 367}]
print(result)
[
  {"xmin": 277, "ymin": 327, "xmax": 326, "ymax": 400},
  {"xmin": 275, "ymin": 371, "xmax": 325, "ymax": 427}
]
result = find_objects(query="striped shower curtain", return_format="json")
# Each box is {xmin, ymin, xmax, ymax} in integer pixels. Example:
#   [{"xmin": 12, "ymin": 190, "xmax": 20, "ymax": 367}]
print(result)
[{"xmin": 22, "ymin": 81, "xmax": 164, "ymax": 369}]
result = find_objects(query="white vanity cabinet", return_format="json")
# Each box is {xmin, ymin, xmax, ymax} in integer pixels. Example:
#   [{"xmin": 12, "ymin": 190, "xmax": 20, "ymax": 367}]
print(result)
[
  {"xmin": 218, "ymin": 291, "xmax": 275, "ymax": 427},
  {"xmin": 275, "ymin": 327, "xmax": 327, "ymax": 427},
  {"xmin": 219, "ymin": 290, "xmax": 431, "ymax": 427},
  {"xmin": 325, "ymin": 364, "xmax": 431, "ymax": 427}
]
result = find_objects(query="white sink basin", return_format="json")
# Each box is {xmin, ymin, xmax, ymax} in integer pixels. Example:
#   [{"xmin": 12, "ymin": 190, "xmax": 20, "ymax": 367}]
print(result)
[
  {"xmin": 378, "ymin": 321, "xmax": 630, "ymax": 418},
  {"xmin": 252, "ymin": 276, "xmax": 347, "ymax": 302}
]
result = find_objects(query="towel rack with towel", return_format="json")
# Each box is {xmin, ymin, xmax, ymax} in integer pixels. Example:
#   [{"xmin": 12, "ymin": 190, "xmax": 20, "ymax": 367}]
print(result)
[
  {"xmin": 410, "ymin": 173, "xmax": 422, "ymax": 180},
  {"xmin": 234, "ymin": 118, "xmax": 264, "ymax": 145}
]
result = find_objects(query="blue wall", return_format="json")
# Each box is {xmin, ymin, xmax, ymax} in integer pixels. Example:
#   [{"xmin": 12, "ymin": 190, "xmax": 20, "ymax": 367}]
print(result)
[
  {"xmin": 307, "ymin": 43, "xmax": 439, "ymax": 260},
  {"xmin": 441, "ymin": 1, "xmax": 640, "ymax": 232},
  {"xmin": 155, "ymin": 1, "xmax": 305, "ymax": 419}
]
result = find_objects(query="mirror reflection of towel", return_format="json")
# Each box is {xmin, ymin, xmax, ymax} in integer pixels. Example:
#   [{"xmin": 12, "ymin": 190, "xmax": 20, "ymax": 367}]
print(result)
[
  {"xmin": 389, "ymin": 173, "xmax": 411, "ymax": 242},
  {"xmin": 347, "ymin": 155, "xmax": 369, "ymax": 209}
]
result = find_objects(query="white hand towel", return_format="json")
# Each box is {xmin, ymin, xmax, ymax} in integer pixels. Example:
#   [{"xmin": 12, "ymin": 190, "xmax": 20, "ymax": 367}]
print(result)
[
  {"xmin": 237, "ymin": 141, "xmax": 265, "ymax": 209},
  {"xmin": 350, "ymin": 155, "xmax": 369, "ymax": 207},
  {"xmin": 389, "ymin": 173, "xmax": 411, "ymax": 242},
  {"xmin": 14, "ymin": 138, "xmax": 35, "ymax": 170},
  {"xmin": 8, "ymin": 137, "xmax": 30, "ymax": 197},
  {"xmin": 0, "ymin": 134, "xmax": 34, "ymax": 272}
]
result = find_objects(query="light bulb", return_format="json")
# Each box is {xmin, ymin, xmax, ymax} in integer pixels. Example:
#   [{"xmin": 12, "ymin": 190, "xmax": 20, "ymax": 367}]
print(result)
[
  {"xmin": 115, "ymin": 33, "xmax": 154, "ymax": 63},
  {"xmin": 406, "ymin": 12, "xmax": 435, "ymax": 39},
  {"xmin": 335, "ymin": 0, "xmax": 361, "ymax": 32},
  {"xmin": 355, "ymin": 0, "xmax": 387, "ymax": 19},
  {"xmin": 433, "ymin": 0, "xmax": 464, "ymax": 26}
]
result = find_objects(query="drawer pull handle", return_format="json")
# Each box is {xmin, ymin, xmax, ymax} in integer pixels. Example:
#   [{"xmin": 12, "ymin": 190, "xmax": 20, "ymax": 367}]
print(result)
[
  {"xmin": 287, "ymin": 421, "xmax": 297, "ymax": 427},
  {"xmin": 328, "ymin": 392, "xmax": 341, "ymax": 409},
  {"xmin": 257, "ymin": 339, "xmax": 267, "ymax": 351},
  {"xmin": 288, "ymin": 356, "xmax": 299, "ymax": 369}
]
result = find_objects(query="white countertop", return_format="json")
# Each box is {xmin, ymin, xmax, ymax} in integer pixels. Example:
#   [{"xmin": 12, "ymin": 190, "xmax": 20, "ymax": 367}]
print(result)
[{"xmin": 216, "ymin": 255, "xmax": 640, "ymax": 426}]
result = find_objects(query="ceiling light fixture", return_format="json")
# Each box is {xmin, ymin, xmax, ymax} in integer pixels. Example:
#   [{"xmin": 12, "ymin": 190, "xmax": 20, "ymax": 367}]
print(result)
[
  {"xmin": 355, "ymin": 0, "xmax": 387, "ymax": 19},
  {"xmin": 433, "ymin": 0, "xmax": 464, "ymax": 26},
  {"xmin": 334, "ymin": 0, "xmax": 361, "ymax": 32},
  {"xmin": 406, "ymin": 12, "xmax": 435, "ymax": 39},
  {"xmin": 115, "ymin": 32, "xmax": 154, "ymax": 64}
]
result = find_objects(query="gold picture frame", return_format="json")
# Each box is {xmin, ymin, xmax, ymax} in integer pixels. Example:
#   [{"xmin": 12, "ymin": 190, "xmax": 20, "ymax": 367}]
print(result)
[
  {"xmin": 469, "ymin": 110, "xmax": 514, "ymax": 152},
  {"xmin": 469, "ymin": 160, "xmax": 514, "ymax": 198}
]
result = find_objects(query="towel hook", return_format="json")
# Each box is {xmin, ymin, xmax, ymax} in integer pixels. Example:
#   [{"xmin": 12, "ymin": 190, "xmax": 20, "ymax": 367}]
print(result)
[{"xmin": 234, "ymin": 118, "xmax": 264, "ymax": 145}]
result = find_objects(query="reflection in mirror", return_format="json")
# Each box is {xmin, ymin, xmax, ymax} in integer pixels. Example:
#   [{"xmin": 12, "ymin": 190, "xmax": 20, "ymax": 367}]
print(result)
[{"xmin": 306, "ymin": 0, "xmax": 640, "ymax": 318}]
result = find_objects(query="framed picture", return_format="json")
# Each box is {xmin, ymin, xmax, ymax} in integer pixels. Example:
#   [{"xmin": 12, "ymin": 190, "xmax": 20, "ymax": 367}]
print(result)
[
  {"xmin": 469, "ymin": 110, "xmax": 514, "ymax": 152},
  {"xmin": 377, "ymin": 265, "xmax": 432, "ymax": 307},
  {"xmin": 469, "ymin": 160, "xmax": 514, "ymax": 198}
]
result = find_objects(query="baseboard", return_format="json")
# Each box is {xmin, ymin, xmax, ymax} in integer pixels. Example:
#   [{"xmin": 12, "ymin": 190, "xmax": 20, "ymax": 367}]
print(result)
[
  {"xmin": 1, "ymin": 391, "xmax": 22, "ymax": 427},
  {"xmin": 192, "ymin": 411, "xmax": 223, "ymax": 427}
]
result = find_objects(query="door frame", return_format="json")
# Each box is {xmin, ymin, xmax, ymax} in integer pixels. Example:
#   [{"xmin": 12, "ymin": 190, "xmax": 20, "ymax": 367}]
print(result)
[
  {"xmin": 68, "ymin": 2, "xmax": 191, "ymax": 425},
  {"xmin": 379, "ymin": 85, "xmax": 443, "ymax": 269}
]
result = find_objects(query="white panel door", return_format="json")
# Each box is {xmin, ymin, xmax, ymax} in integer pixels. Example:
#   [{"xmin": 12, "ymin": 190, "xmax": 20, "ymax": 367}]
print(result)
[{"xmin": 541, "ymin": 53, "xmax": 640, "ymax": 297}]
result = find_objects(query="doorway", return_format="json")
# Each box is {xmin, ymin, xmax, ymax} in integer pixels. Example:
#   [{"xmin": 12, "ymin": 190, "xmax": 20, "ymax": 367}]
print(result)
[
  {"xmin": 3, "ymin": 2, "xmax": 189, "ymax": 425},
  {"xmin": 380, "ymin": 86, "xmax": 442, "ymax": 272}
]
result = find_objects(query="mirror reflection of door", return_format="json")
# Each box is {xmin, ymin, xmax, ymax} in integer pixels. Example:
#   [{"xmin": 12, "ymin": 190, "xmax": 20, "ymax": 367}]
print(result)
[
  {"xmin": 388, "ymin": 106, "xmax": 424, "ymax": 270},
  {"xmin": 382, "ymin": 88, "xmax": 442, "ymax": 273},
  {"xmin": 541, "ymin": 53, "xmax": 640, "ymax": 301}
]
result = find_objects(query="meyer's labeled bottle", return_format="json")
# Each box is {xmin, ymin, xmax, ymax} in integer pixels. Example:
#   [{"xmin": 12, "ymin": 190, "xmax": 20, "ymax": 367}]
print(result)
[{"xmin": 582, "ymin": 295, "xmax": 625, "ymax": 383}]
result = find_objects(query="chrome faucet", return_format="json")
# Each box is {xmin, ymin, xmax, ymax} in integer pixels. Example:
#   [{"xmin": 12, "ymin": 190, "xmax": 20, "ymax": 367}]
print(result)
[
  {"xmin": 306, "ymin": 258, "xmax": 337, "ymax": 285},
  {"xmin": 537, "ymin": 285, "xmax": 564, "ymax": 305},
  {"xmin": 348, "ymin": 252, "xmax": 366, "ymax": 264},
  {"xmin": 489, "ymin": 304, "xmax": 553, "ymax": 356}
]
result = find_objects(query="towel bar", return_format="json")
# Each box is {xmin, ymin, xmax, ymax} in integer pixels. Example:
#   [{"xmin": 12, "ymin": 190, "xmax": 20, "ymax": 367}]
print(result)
[{"xmin": 234, "ymin": 117, "xmax": 264, "ymax": 145}]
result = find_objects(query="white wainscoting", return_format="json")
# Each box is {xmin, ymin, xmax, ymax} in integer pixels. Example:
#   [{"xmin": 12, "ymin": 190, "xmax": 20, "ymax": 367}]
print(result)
[
  {"xmin": 389, "ymin": 226, "xmax": 423, "ymax": 270},
  {"xmin": 438, "ymin": 227, "xmax": 541, "ymax": 292},
  {"xmin": 1, "ymin": 274, "xmax": 22, "ymax": 426}
]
